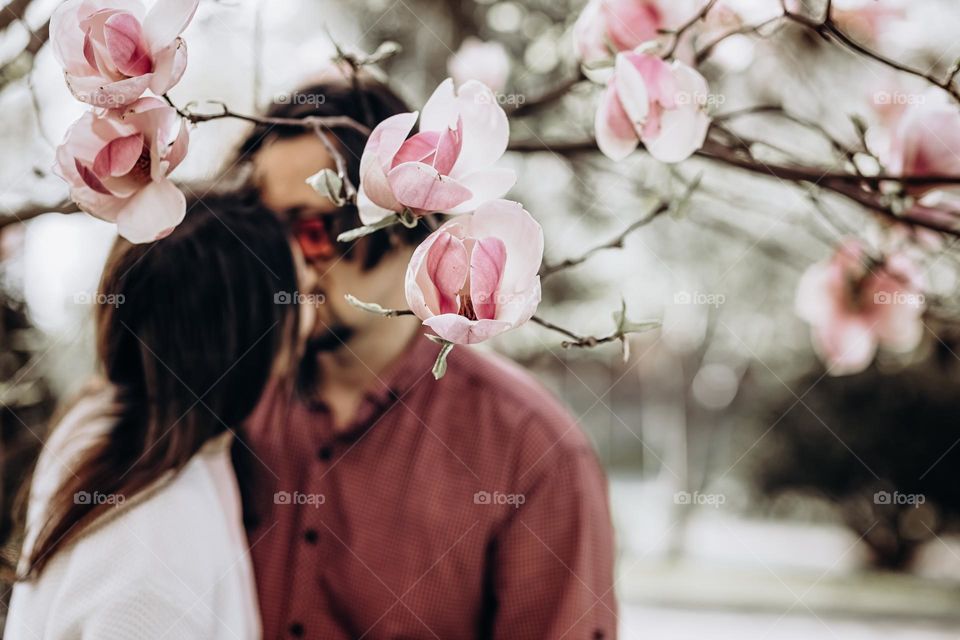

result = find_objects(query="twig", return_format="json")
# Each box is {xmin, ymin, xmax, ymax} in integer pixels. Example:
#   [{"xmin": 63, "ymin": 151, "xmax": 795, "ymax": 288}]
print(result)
[
  {"xmin": 695, "ymin": 15, "xmax": 785, "ymax": 64},
  {"xmin": 509, "ymin": 71, "xmax": 586, "ymax": 117},
  {"xmin": 540, "ymin": 199, "xmax": 675, "ymax": 278},
  {"xmin": 783, "ymin": 9, "xmax": 960, "ymax": 101},
  {"xmin": 0, "ymin": 201, "xmax": 79, "ymax": 230},
  {"xmin": 664, "ymin": 0, "xmax": 720, "ymax": 58},
  {"xmin": 531, "ymin": 314, "xmax": 648, "ymax": 349},
  {"xmin": 163, "ymin": 97, "xmax": 371, "ymax": 136}
]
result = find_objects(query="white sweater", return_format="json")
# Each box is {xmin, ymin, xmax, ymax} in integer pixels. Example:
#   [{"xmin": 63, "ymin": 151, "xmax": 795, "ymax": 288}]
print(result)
[{"xmin": 4, "ymin": 390, "xmax": 261, "ymax": 639}]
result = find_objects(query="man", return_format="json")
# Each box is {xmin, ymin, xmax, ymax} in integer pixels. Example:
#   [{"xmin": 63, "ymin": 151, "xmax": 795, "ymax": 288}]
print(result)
[{"xmin": 234, "ymin": 77, "xmax": 617, "ymax": 639}]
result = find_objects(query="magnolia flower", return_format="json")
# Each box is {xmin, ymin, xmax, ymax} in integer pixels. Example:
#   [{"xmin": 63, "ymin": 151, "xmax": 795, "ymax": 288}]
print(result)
[
  {"xmin": 832, "ymin": 0, "xmax": 905, "ymax": 41},
  {"xmin": 54, "ymin": 97, "xmax": 189, "ymax": 243},
  {"xmin": 573, "ymin": 0, "xmax": 696, "ymax": 70},
  {"xmin": 795, "ymin": 240, "xmax": 925, "ymax": 375},
  {"xmin": 447, "ymin": 38, "xmax": 511, "ymax": 93},
  {"xmin": 882, "ymin": 92, "xmax": 960, "ymax": 226},
  {"xmin": 405, "ymin": 199, "xmax": 543, "ymax": 345},
  {"xmin": 50, "ymin": 0, "xmax": 199, "ymax": 107},
  {"xmin": 595, "ymin": 50, "xmax": 711, "ymax": 163},
  {"xmin": 357, "ymin": 78, "xmax": 515, "ymax": 225}
]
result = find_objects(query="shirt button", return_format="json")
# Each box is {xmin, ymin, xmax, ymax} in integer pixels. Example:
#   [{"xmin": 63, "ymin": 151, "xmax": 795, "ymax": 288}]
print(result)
[
  {"xmin": 317, "ymin": 446, "xmax": 333, "ymax": 461},
  {"xmin": 593, "ymin": 630, "xmax": 605, "ymax": 639},
  {"xmin": 289, "ymin": 622, "xmax": 304, "ymax": 637},
  {"xmin": 304, "ymin": 528, "xmax": 319, "ymax": 544}
]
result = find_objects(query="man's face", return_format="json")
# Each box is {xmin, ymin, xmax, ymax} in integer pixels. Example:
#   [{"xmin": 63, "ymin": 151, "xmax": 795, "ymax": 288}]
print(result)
[{"xmin": 253, "ymin": 133, "xmax": 412, "ymax": 351}]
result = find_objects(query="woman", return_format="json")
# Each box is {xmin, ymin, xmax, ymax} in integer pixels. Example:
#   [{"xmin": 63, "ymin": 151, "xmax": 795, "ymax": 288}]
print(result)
[{"xmin": 5, "ymin": 194, "xmax": 314, "ymax": 639}]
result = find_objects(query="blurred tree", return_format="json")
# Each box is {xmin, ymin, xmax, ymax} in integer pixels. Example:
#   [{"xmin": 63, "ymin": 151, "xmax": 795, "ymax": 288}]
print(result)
[{"xmin": 752, "ymin": 338, "xmax": 960, "ymax": 569}]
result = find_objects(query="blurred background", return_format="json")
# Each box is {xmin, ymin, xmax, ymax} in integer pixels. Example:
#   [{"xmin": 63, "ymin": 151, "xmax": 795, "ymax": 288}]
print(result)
[{"xmin": 2, "ymin": 0, "xmax": 960, "ymax": 637}]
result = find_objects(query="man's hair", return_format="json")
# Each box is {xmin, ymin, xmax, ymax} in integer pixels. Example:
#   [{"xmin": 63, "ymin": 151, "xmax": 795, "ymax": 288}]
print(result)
[{"xmin": 238, "ymin": 76, "xmax": 433, "ymax": 269}]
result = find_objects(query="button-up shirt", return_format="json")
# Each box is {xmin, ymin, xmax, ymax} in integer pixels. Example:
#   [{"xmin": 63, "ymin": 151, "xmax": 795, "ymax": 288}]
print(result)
[{"xmin": 241, "ymin": 336, "xmax": 617, "ymax": 639}]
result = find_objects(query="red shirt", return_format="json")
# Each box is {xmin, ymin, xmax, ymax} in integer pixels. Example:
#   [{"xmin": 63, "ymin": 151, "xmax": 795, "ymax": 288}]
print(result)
[{"xmin": 241, "ymin": 336, "xmax": 617, "ymax": 639}]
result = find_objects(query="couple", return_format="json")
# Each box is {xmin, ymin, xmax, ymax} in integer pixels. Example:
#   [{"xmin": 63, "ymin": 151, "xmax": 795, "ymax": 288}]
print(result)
[{"xmin": 6, "ymin": 79, "xmax": 617, "ymax": 639}]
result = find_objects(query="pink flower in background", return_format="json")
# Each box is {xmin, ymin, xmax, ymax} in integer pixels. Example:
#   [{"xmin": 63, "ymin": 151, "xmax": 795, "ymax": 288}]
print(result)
[
  {"xmin": 447, "ymin": 38, "xmax": 511, "ymax": 93},
  {"xmin": 595, "ymin": 50, "xmax": 711, "ymax": 163},
  {"xmin": 832, "ymin": 0, "xmax": 905, "ymax": 41},
  {"xmin": 795, "ymin": 239, "xmax": 925, "ymax": 375},
  {"xmin": 357, "ymin": 78, "xmax": 515, "ymax": 225},
  {"xmin": 54, "ymin": 97, "xmax": 189, "ymax": 243},
  {"xmin": 573, "ymin": 0, "xmax": 696, "ymax": 69},
  {"xmin": 50, "ymin": 0, "xmax": 199, "ymax": 107},
  {"xmin": 405, "ymin": 199, "xmax": 543, "ymax": 345},
  {"xmin": 883, "ymin": 91, "xmax": 960, "ymax": 226}
]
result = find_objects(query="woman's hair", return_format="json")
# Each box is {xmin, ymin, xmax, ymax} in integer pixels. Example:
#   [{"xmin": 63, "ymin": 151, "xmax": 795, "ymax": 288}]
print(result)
[
  {"xmin": 22, "ymin": 194, "xmax": 300, "ymax": 577},
  {"xmin": 236, "ymin": 75, "xmax": 434, "ymax": 269}
]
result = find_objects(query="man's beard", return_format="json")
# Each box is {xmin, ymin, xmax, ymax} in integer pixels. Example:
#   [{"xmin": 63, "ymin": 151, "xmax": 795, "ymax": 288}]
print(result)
[{"xmin": 296, "ymin": 322, "xmax": 356, "ymax": 396}]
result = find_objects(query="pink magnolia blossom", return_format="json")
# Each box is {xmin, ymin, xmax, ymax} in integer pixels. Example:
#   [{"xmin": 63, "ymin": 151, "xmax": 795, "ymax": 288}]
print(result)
[
  {"xmin": 795, "ymin": 240, "xmax": 925, "ymax": 376},
  {"xmin": 357, "ymin": 78, "xmax": 515, "ymax": 225},
  {"xmin": 595, "ymin": 50, "xmax": 711, "ymax": 163},
  {"xmin": 50, "ymin": 0, "xmax": 199, "ymax": 107},
  {"xmin": 405, "ymin": 199, "xmax": 543, "ymax": 345},
  {"xmin": 573, "ymin": 0, "xmax": 696, "ymax": 69},
  {"xmin": 54, "ymin": 97, "xmax": 189, "ymax": 243},
  {"xmin": 447, "ymin": 38, "xmax": 511, "ymax": 93},
  {"xmin": 884, "ymin": 92, "xmax": 960, "ymax": 227},
  {"xmin": 832, "ymin": 0, "xmax": 905, "ymax": 41}
]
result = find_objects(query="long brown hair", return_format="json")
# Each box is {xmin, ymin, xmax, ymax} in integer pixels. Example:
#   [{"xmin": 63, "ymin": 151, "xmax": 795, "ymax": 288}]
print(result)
[{"xmin": 22, "ymin": 194, "xmax": 300, "ymax": 577}]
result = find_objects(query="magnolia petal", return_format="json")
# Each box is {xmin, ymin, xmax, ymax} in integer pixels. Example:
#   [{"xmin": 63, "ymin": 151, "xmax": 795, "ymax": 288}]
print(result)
[
  {"xmin": 387, "ymin": 163, "xmax": 472, "ymax": 212},
  {"xmin": 448, "ymin": 80, "xmax": 510, "ymax": 178},
  {"xmin": 92, "ymin": 133, "xmax": 143, "ymax": 177},
  {"xmin": 357, "ymin": 190, "xmax": 397, "ymax": 226},
  {"xmin": 420, "ymin": 78, "xmax": 459, "ymax": 132},
  {"xmin": 445, "ymin": 167, "xmax": 516, "ymax": 214},
  {"xmin": 468, "ymin": 199, "xmax": 543, "ymax": 291},
  {"xmin": 51, "ymin": 0, "xmax": 93, "ymax": 73},
  {"xmin": 596, "ymin": 82, "xmax": 640, "ymax": 161},
  {"xmin": 406, "ymin": 229, "xmax": 445, "ymax": 319},
  {"xmin": 115, "ymin": 178, "xmax": 186, "ymax": 243},
  {"xmin": 643, "ymin": 102, "xmax": 709, "ymax": 163},
  {"xmin": 423, "ymin": 314, "xmax": 512, "ymax": 345},
  {"xmin": 470, "ymin": 236, "xmax": 507, "ymax": 320},
  {"xmin": 614, "ymin": 53, "xmax": 650, "ymax": 128},
  {"xmin": 426, "ymin": 231, "xmax": 469, "ymax": 315},
  {"xmin": 66, "ymin": 72, "xmax": 152, "ymax": 107},
  {"xmin": 149, "ymin": 38, "xmax": 188, "ymax": 95},
  {"xmin": 359, "ymin": 112, "xmax": 417, "ymax": 212},
  {"xmin": 142, "ymin": 0, "xmax": 199, "ymax": 51},
  {"xmin": 103, "ymin": 12, "xmax": 152, "ymax": 76}
]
